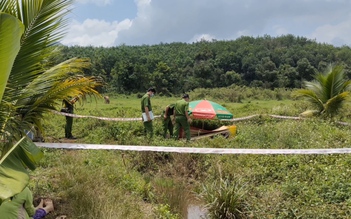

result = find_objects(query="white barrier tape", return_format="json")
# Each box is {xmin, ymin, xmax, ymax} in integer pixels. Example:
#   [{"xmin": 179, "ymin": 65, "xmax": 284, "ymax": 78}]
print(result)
[
  {"xmin": 35, "ymin": 143, "xmax": 351, "ymax": 154},
  {"xmin": 268, "ymin": 114, "xmax": 302, "ymax": 120},
  {"xmin": 221, "ymin": 115, "xmax": 259, "ymax": 122},
  {"xmin": 51, "ymin": 110, "xmax": 160, "ymax": 121},
  {"xmin": 336, "ymin": 121, "xmax": 351, "ymax": 126},
  {"xmin": 51, "ymin": 110, "xmax": 351, "ymax": 126}
]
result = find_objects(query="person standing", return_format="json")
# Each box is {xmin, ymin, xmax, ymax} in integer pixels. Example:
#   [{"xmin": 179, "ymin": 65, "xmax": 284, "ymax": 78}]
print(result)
[
  {"xmin": 162, "ymin": 103, "xmax": 175, "ymax": 138},
  {"xmin": 141, "ymin": 87, "xmax": 156, "ymax": 139},
  {"xmin": 173, "ymin": 94, "xmax": 192, "ymax": 141},
  {"xmin": 62, "ymin": 97, "xmax": 78, "ymax": 139}
]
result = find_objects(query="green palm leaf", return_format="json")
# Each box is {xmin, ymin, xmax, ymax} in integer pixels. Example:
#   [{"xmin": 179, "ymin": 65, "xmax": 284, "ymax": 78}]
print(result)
[
  {"xmin": 1, "ymin": 0, "xmax": 102, "ymax": 143},
  {"xmin": 0, "ymin": 11, "xmax": 24, "ymax": 146},
  {"xmin": 293, "ymin": 65, "xmax": 351, "ymax": 117},
  {"xmin": 0, "ymin": 1, "xmax": 16, "ymax": 13},
  {"xmin": 0, "ymin": 12, "xmax": 23, "ymax": 100},
  {"xmin": 0, "ymin": 2, "xmax": 102, "ymax": 202},
  {"xmin": 292, "ymin": 89, "xmax": 324, "ymax": 112},
  {"xmin": 0, "ymin": 137, "xmax": 43, "ymax": 200},
  {"xmin": 0, "ymin": 0, "xmax": 100, "ymax": 202},
  {"xmin": 4, "ymin": 0, "xmax": 73, "ymax": 99},
  {"xmin": 323, "ymin": 92, "xmax": 350, "ymax": 116}
]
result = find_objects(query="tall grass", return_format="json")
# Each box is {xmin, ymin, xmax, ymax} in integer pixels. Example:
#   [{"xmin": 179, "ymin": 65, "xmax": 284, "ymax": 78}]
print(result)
[
  {"xmin": 199, "ymin": 176, "xmax": 249, "ymax": 219},
  {"xmin": 32, "ymin": 88, "xmax": 351, "ymax": 218}
]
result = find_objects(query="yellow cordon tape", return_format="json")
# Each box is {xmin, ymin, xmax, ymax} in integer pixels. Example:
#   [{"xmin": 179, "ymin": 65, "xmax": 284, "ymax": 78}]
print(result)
[{"xmin": 35, "ymin": 143, "xmax": 351, "ymax": 154}]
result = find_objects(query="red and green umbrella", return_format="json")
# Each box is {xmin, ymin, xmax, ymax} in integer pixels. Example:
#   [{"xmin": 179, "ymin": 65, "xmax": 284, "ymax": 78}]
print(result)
[{"xmin": 189, "ymin": 100, "xmax": 233, "ymax": 120}]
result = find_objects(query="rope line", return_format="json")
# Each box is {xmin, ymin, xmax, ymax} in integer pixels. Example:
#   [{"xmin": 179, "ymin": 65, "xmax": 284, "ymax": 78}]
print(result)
[
  {"xmin": 52, "ymin": 110, "xmax": 160, "ymax": 121},
  {"xmin": 51, "ymin": 110, "xmax": 351, "ymax": 126},
  {"xmin": 35, "ymin": 142, "xmax": 351, "ymax": 154},
  {"xmin": 42, "ymin": 111, "xmax": 351, "ymax": 154}
]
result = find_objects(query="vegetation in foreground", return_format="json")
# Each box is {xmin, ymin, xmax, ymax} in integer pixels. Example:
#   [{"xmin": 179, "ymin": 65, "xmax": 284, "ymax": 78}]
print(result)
[
  {"xmin": 29, "ymin": 89, "xmax": 351, "ymax": 219},
  {"xmin": 0, "ymin": 0, "xmax": 102, "ymax": 202},
  {"xmin": 2, "ymin": 1, "xmax": 351, "ymax": 218}
]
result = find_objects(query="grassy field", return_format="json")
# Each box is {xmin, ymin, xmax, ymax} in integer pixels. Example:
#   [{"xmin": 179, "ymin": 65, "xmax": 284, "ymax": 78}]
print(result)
[{"xmin": 30, "ymin": 90, "xmax": 351, "ymax": 219}]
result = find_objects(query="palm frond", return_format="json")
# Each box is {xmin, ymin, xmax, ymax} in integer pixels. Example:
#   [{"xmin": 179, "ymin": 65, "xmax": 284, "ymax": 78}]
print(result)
[
  {"xmin": 17, "ymin": 58, "xmax": 92, "ymax": 100},
  {"xmin": 313, "ymin": 73, "xmax": 329, "ymax": 102},
  {"xmin": 323, "ymin": 91, "xmax": 350, "ymax": 117},
  {"xmin": 324, "ymin": 65, "xmax": 346, "ymax": 98},
  {"xmin": 0, "ymin": 12, "xmax": 23, "ymax": 100},
  {"xmin": 13, "ymin": 76, "xmax": 102, "ymax": 131},
  {"xmin": 0, "ymin": 0, "xmax": 89, "ymax": 202},
  {"xmin": 0, "ymin": 137, "xmax": 43, "ymax": 200},
  {"xmin": 295, "ymin": 65, "xmax": 351, "ymax": 117},
  {"xmin": 0, "ymin": 11, "xmax": 24, "ymax": 145},
  {"xmin": 0, "ymin": 0, "xmax": 16, "ymax": 13},
  {"xmin": 7, "ymin": 0, "xmax": 73, "ymax": 98},
  {"xmin": 303, "ymin": 79, "xmax": 324, "ymax": 101},
  {"xmin": 292, "ymin": 89, "xmax": 324, "ymax": 112}
]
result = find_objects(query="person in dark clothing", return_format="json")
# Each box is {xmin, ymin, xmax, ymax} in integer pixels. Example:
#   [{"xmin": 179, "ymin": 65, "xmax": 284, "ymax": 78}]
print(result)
[
  {"xmin": 62, "ymin": 97, "xmax": 78, "ymax": 139},
  {"xmin": 162, "ymin": 103, "xmax": 175, "ymax": 138}
]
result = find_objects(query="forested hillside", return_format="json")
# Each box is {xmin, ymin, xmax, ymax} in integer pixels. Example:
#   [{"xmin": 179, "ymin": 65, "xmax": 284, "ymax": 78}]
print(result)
[{"xmin": 56, "ymin": 34, "xmax": 351, "ymax": 95}]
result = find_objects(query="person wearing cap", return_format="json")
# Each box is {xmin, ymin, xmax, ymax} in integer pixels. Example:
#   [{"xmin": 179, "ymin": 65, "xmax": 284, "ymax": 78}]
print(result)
[
  {"xmin": 173, "ymin": 94, "xmax": 191, "ymax": 141},
  {"xmin": 141, "ymin": 87, "xmax": 156, "ymax": 138},
  {"xmin": 162, "ymin": 103, "xmax": 175, "ymax": 138}
]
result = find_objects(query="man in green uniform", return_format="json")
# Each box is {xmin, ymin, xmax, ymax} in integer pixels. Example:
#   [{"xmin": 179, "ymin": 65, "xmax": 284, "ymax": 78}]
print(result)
[
  {"xmin": 162, "ymin": 103, "xmax": 175, "ymax": 138},
  {"xmin": 173, "ymin": 94, "xmax": 192, "ymax": 141},
  {"xmin": 141, "ymin": 87, "xmax": 156, "ymax": 139}
]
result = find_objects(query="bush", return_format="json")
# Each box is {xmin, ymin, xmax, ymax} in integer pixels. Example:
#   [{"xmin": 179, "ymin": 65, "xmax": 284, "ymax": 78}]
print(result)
[
  {"xmin": 199, "ymin": 176, "xmax": 250, "ymax": 219},
  {"xmin": 154, "ymin": 204, "xmax": 180, "ymax": 219}
]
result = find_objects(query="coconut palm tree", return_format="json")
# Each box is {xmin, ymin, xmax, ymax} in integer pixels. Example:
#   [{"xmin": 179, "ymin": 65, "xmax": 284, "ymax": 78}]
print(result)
[
  {"xmin": 293, "ymin": 65, "xmax": 351, "ymax": 117},
  {"xmin": 0, "ymin": 0, "xmax": 102, "ymax": 200}
]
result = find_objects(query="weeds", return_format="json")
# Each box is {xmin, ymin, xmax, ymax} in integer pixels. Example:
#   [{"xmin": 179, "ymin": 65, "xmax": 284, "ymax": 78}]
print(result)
[
  {"xmin": 154, "ymin": 204, "xmax": 180, "ymax": 219},
  {"xmin": 199, "ymin": 176, "xmax": 250, "ymax": 219},
  {"xmin": 34, "ymin": 93, "xmax": 351, "ymax": 218}
]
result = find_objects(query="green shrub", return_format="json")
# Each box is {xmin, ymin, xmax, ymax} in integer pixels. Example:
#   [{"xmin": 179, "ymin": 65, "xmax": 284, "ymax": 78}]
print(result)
[
  {"xmin": 154, "ymin": 204, "xmax": 180, "ymax": 219},
  {"xmin": 199, "ymin": 176, "xmax": 250, "ymax": 219}
]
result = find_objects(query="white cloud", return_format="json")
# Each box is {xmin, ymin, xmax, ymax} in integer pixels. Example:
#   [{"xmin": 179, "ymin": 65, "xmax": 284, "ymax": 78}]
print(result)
[
  {"xmin": 309, "ymin": 15, "xmax": 351, "ymax": 46},
  {"xmin": 135, "ymin": 0, "xmax": 151, "ymax": 7},
  {"xmin": 190, "ymin": 34, "xmax": 216, "ymax": 43},
  {"xmin": 117, "ymin": 0, "xmax": 351, "ymax": 46},
  {"xmin": 272, "ymin": 25, "xmax": 289, "ymax": 36},
  {"xmin": 75, "ymin": 0, "xmax": 112, "ymax": 6},
  {"xmin": 63, "ymin": 0, "xmax": 351, "ymax": 47},
  {"xmin": 61, "ymin": 19, "xmax": 132, "ymax": 47}
]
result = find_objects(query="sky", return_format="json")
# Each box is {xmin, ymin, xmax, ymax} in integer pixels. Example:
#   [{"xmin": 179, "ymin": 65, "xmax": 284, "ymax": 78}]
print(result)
[{"xmin": 61, "ymin": 0, "xmax": 351, "ymax": 47}]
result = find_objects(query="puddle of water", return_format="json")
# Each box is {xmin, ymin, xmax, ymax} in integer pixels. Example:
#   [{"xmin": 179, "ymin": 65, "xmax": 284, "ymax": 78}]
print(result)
[{"xmin": 187, "ymin": 204, "xmax": 207, "ymax": 219}]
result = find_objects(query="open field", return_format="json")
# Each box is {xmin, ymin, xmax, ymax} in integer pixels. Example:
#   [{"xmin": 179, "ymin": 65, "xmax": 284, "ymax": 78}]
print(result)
[{"xmin": 30, "ymin": 93, "xmax": 351, "ymax": 219}]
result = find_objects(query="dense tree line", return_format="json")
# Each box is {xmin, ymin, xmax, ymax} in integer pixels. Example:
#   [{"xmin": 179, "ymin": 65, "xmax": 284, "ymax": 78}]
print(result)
[{"xmin": 56, "ymin": 34, "xmax": 351, "ymax": 95}]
